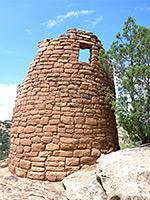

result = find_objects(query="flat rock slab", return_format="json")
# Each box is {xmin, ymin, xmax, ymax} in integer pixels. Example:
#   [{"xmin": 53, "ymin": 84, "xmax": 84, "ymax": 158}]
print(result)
[
  {"xmin": 96, "ymin": 143, "xmax": 150, "ymax": 200},
  {"xmin": 62, "ymin": 165, "xmax": 107, "ymax": 200},
  {"xmin": 0, "ymin": 165, "xmax": 105, "ymax": 200},
  {"xmin": 0, "ymin": 167, "xmax": 67, "ymax": 200}
]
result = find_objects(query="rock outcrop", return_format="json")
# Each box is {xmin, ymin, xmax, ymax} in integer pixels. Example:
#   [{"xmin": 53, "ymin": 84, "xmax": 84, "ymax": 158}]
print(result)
[
  {"xmin": 0, "ymin": 166, "xmax": 66, "ymax": 200},
  {"xmin": 96, "ymin": 143, "xmax": 150, "ymax": 200},
  {"xmin": 62, "ymin": 165, "xmax": 107, "ymax": 200}
]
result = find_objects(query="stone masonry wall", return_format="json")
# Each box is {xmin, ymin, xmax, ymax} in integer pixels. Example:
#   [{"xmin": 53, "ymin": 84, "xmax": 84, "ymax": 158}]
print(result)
[{"xmin": 8, "ymin": 28, "xmax": 119, "ymax": 181}]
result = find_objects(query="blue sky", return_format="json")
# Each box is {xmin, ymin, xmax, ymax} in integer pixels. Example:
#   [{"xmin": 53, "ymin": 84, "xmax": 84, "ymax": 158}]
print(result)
[{"xmin": 0, "ymin": 0, "xmax": 150, "ymax": 120}]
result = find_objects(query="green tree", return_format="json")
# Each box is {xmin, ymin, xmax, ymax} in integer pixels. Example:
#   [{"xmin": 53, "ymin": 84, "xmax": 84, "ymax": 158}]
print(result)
[
  {"xmin": 99, "ymin": 16, "xmax": 150, "ymax": 144},
  {"xmin": 0, "ymin": 128, "xmax": 10, "ymax": 160}
]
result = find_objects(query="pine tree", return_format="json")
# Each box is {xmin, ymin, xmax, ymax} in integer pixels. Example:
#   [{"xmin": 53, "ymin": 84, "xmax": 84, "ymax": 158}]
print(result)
[{"xmin": 99, "ymin": 16, "xmax": 150, "ymax": 144}]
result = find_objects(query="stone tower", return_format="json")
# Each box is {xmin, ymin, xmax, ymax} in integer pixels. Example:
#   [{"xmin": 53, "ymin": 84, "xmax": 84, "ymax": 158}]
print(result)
[{"xmin": 8, "ymin": 28, "xmax": 119, "ymax": 181}]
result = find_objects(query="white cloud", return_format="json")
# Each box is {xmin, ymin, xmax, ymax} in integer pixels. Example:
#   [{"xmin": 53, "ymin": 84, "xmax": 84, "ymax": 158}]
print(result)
[
  {"xmin": 134, "ymin": 6, "xmax": 150, "ymax": 11},
  {"xmin": 0, "ymin": 47, "xmax": 15, "ymax": 55},
  {"xmin": 0, "ymin": 84, "xmax": 17, "ymax": 121},
  {"xmin": 46, "ymin": 19, "xmax": 59, "ymax": 28},
  {"xmin": 26, "ymin": 29, "xmax": 32, "ymax": 35},
  {"xmin": 43, "ymin": 10, "xmax": 94, "ymax": 28},
  {"xmin": 85, "ymin": 16, "xmax": 103, "ymax": 28},
  {"xmin": 91, "ymin": 16, "xmax": 103, "ymax": 27}
]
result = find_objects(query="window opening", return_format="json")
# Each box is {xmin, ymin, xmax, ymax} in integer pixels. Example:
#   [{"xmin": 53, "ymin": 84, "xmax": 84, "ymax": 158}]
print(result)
[{"xmin": 78, "ymin": 48, "xmax": 90, "ymax": 63}]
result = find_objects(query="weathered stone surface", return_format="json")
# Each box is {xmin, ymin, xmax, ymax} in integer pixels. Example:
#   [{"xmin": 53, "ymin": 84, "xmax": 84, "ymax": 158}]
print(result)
[
  {"xmin": 46, "ymin": 171, "xmax": 67, "ymax": 181},
  {"xmin": 31, "ymin": 144, "xmax": 45, "ymax": 152},
  {"xmin": 85, "ymin": 118, "xmax": 97, "ymax": 125},
  {"xmin": 73, "ymin": 149, "xmax": 90, "ymax": 157},
  {"xmin": 91, "ymin": 148, "xmax": 101, "ymax": 157},
  {"xmin": 41, "ymin": 136, "xmax": 52, "ymax": 143},
  {"xmin": 61, "ymin": 116, "xmax": 74, "ymax": 124},
  {"xmin": 24, "ymin": 126, "xmax": 35, "ymax": 133},
  {"xmin": 0, "ymin": 167, "xmax": 67, "ymax": 200},
  {"xmin": 66, "ymin": 157, "xmax": 79, "ymax": 166},
  {"xmin": 20, "ymin": 139, "xmax": 31, "ymax": 146},
  {"xmin": 46, "ymin": 143, "xmax": 59, "ymax": 151},
  {"xmin": 27, "ymin": 171, "xmax": 45, "ymax": 180},
  {"xmin": 40, "ymin": 117, "xmax": 49, "ymax": 124},
  {"xmin": 20, "ymin": 160, "xmax": 31, "ymax": 170},
  {"xmin": 63, "ymin": 165, "xmax": 107, "ymax": 200},
  {"xmin": 96, "ymin": 144, "xmax": 150, "ymax": 200},
  {"xmin": 16, "ymin": 167, "xmax": 27, "ymax": 177},
  {"xmin": 43, "ymin": 125, "xmax": 56, "ymax": 132},
  {"xmin": 60, "ymin": 137, "xmax": 78, "ymax": 144},
  {"xmin": 80, "ymin": 157, "xmax": 96, "ymax": 165}
]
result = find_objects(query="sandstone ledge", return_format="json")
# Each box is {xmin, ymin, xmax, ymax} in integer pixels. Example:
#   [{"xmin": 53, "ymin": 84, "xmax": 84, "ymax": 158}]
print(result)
[{"xmin": 96, "ymin": 143, "xmax": 150, "ymax": 200}]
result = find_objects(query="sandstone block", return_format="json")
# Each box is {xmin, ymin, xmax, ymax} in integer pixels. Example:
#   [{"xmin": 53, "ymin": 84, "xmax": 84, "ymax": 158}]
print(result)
[
  {"xmin": 58, "ymin": 125, "xmax": 66, "ymax": 133},
  {"xmin": 92, "ymin": 142, "xmax": 103, "ymax": 149},
  {"xmin": 60, "ymin": 137, "xmax": 78, "ymax": 144},
  {"xmin": 8, "ymin": 164, "xmax": 15, "ymax": 174},
  {"xmin": 16, "ymin": 146, "xmax": 24, "ymax": 153},
  {"xmin": 51, "ymin": 68, "xmax": 64, "ymax": 73},
  {"xmin": 73, "ymin": 149, "xmax": 90, "ymax": 157},
  {"xmin": 27, "ymin": 119, "xmax": 37, "ymax": 125},
  {"xmin": 25, "ymin": 152, "xmax": 38, "ymax": 157},
  {"xmin": 43, "ymin": 125, "xmax": 56, "ymax": 132},
  {"xmin": 27, "ymin": 172, "xmax": 45, "ymax": 180},
  {"xmin": 61, "ymin": 116, "xmax": 73, "ymax": 124},
  {"xmin": 47, "ymin": 156, "xmax": 65, "ymax": 162},
  {"xmin": 16, "ymin": 167, "xmax": 27, "ymax": 178},
  {"xmin": 32, "ymin": 144, "xmax": 45, "ymax": 152},
  {"xmin": 46, "ymin": 166, "xmax": 64, "ymax": 172},
  {"xmin": 24, "ymin": 146, "xmax": 31, "ymax": 153},
  {"xmin": 49, "ymin": 119, "xmax": 60, "ymax": 124},
  {"xmin": 39, "ymin": 151, "xmax": 52, "ymax": 157},
  {"xmin": 74, "ymin": 117, "xmax": 85, "ymax": 124},
  {"xmin": 40, "ymin": 117, "xmax": 49, "ymax": 125},
  {"xmin": 79, "ymin": 138, "xmax": 93, "ymax": 144},
  {"xmin": 17, "ymin": 127, "xmax": 24, "ymax": 133},
  {"xmin": 46, "ymin": 171, "xmax": 66, "ymax": 181},
  {"xmin": 66, "ymin": 158, "xmax": 79, "ymax": 166},
  {"xmin": 12, "ymin": 144, "xmax": 17, "ymax": 152},
  {"xmin": 20, "ymin": 160, "xmax": 31, "ymax": 170},
  {"xmin": 78, "ymin": 143, "xmax": 91, "ymax": 149},
  {"xmin": 91, "ymin": 148, "xmax": 101, "ymax": 157},
  {"xmin": 24, "ymin": 126, "xmax": 35, "ymax": 133},
  {"xmin": 60, "ymin": 143, "xmax": 77, "ymax": 150},
  {"xmin": 85, "ymin": 118, "xmax": 97, "ymax": 125},
  {"xmin": 46, "ymin": 143, "xmax": 59, "ymax": 151},
  {"xmin": 45, "ymin": 161, "xmax": 58, "ymax": 167},
  {"xmin": 53, "ymin": 150, "xmax": 73, "ymax": 157},
  {"xmin": 41, "ymin": 136, "xmax": 52, "ymax": 144},
  {"xmin": 31, "ymin": 157, "xmax": 46, "ymax": 162},
  {"xmin": 80, "ymin": 157, "xmax": 96, "ymax": 165},
  {"xmin": 14, "ymin": 138, "xmax": 20, "ymax": 145},
  {"xmin": 65, "ymin": 166, "xmax": 80, "ymax": 172},
  {"xmin": 31, "ymin": 136, "xmax": 41, "ymax": 143},
  {"xmin": 31, "ymin": 167, "xmax": 45, "ymax": 172},
  {"xmin": 21, "ymin": 139, "xmax": 31, "ymax": 146},
  {"xmin": 32, "ymin": 162, "xmax": 45, "ymax": 167},
  {"xmin": 59, "ymin": 161, "xmax": 65, "ymax": 167}
]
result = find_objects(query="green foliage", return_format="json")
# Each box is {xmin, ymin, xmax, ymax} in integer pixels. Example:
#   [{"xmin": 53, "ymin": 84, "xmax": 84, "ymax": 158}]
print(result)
[
  {"xmin": 0, "ymin": 125, "xmax": 10, "ymax": 160},
  {"xmin": 99, "ymin": 16, "xmax": 150, "ymax": 144}
]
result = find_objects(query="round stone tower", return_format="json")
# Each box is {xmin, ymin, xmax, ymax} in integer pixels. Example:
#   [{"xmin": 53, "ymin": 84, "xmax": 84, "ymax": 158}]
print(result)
[{"xmin": 8, "ymin": 28, "xmax": 119, "ymax": 181}]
